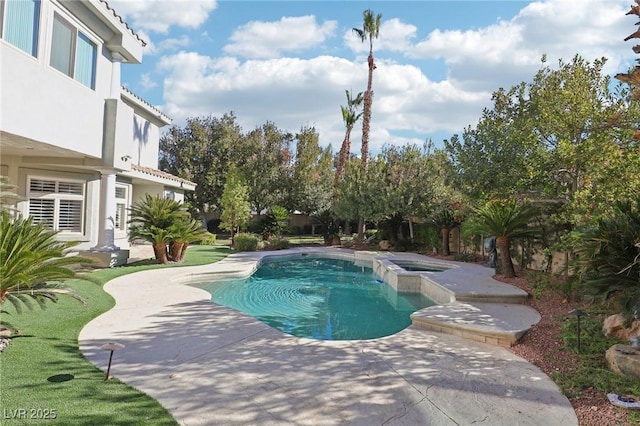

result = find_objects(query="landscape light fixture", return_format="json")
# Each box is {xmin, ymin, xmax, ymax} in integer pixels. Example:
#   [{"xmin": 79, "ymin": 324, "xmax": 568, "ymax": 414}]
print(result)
[
  {"xmin": 101, "ymin": 342, "xmax": 125, "ymax": 380},
  {"xmin": 568, "ymin": 309, "xmax": 587, "ymax": 353}
]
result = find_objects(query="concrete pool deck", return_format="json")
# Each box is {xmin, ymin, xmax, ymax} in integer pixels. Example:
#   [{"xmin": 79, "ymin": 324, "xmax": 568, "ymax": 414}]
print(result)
[{"xmin": 79, "ymin": 247, "xmax": 577, "ymax": 425}]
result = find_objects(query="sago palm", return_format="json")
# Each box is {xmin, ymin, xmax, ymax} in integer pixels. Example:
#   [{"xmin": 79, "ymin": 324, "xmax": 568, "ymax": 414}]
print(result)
[
  {"xmin": 466, "ymin": 199, "xmax": 539, "ymax": 278},
  {"xmin": 573, "ymin": 197, "xmax": 640, "ymax": 321},
  {"xmin": 128, "ymin": 194, "xmax": 187, "ymax": 264},
  {"xmin": 0, "ymin": 211, "xmax": 95, "ymax": 331}
]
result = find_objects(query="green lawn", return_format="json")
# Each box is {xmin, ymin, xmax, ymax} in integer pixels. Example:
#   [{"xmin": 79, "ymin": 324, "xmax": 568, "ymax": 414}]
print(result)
[{"xmin": 0, "ymin": 245, "xmax": 230, "ymax": 426}]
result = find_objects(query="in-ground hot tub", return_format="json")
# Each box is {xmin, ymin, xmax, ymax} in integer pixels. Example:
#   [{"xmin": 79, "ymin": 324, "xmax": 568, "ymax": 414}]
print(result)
[{"xmin": 388, "ymin": 259, "xmax": 453, "ymax": 272}]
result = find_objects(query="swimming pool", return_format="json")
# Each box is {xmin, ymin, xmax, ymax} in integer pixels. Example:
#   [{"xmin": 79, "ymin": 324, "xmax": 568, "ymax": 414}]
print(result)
[{"xmin": 199, "ymin": 256, "xmax": 437, "ymax": 340}]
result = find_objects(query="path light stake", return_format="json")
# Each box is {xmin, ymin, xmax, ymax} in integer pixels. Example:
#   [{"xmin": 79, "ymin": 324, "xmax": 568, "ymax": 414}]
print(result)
[
  {"xmin": 568, "ymin": 309, "xmax": 586, "ymax": 353},
  {"xmin": 101, "ymin": 342, "xmax": 125, "ymax": 380}
]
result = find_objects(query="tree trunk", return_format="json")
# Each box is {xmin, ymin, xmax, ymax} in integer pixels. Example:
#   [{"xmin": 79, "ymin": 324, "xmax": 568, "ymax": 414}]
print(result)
[
  {"xmin": 152, "ymin": 242, "xmax": 169, "ymax": 264},
  {"xmin": 170, "ymin": 242, "xmax": 187, "ymax": 262},
  {"xmin": 496, "ymin": 236, "xmax": 516, "ymax": 278},
  {"xmin": 357, "ymin": 218, "xmax": 365, "ymax": 242},
  {"xmin": 361, "ymin": 53, "xmax": 375, "ymax": 167},
  {"xmin": 441, "ymin": 228, "xmax": 450, "ymax": 256},
  {"xmin": 334, "ymin": 131, "xmax": 352, "ymax": 190}
]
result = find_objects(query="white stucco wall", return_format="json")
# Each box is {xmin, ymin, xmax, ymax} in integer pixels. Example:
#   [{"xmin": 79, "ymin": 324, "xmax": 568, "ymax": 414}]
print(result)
[
  {"xmin": 1, "ymin": 43, "xmax": 105, "ymax": 158},
  {"xmin": 132, "ymin": 113, "xmax": 161, "ymax": 168}
]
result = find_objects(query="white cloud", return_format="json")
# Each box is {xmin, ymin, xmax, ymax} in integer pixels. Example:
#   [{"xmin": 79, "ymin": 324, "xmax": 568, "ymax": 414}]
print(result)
[
  {"xmin": 108, "ymin": 0, "xmax": 217, "ymax": 34},
  {"xmin": 157, "ymin": 52, "xmax": 487, "ymax": 153},
  {"xmin": 147, "ymin": 0, "xmax": 636, "ymax": 155},
  {"xmin": 407, "ymin": 0, "xmax": 630, "ymax": 91},
  {"xmin": 223, "ymin": 16, "xmax": 338, "ymax": 59},
  {"xmin": 139, "ymin": 73, "xmax": 158, "ymax": 90},
  {"xmin": 345, "ymin": 18, "xmax": 418, "ymax": 55}
]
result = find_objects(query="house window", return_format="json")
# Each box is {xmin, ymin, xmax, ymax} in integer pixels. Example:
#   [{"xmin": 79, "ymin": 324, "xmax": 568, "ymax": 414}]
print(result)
[
  {"xmin": 114, "ymin": 185, "xmax": 129, "ymax": 232},
  {"xmin": 27, "ymin": 177, "xmax": 84, "ymax": 233},
  {"xmin": 0, "ymin": 0, "xmax": 41, "ymax": 56},
  {"xmin": 50, "ymin": 12, "xmax": 96, "ymax": 89}
]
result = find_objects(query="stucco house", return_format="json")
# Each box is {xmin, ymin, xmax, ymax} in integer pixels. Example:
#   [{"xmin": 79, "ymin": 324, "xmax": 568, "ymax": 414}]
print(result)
[{"xmin": 0, "ymin": 0, "xmax": 194, "ymax": 266}]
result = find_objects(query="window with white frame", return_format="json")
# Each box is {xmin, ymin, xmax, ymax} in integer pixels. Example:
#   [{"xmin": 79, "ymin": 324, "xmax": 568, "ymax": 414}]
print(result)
[
  {"xmin": 114, "ymin": 185, "xmax": 129, "ymax": 232},
  {"xmin": 27, "ymin": 177, "xmax": 84, "ymax": 233},
  {"xmin": 0, "ymin": 0, "xmax": 41, "ymax": 57},
  {"xmin": 164, "ymin": 189, "xmax": 176, "ymax": 201},
  {"xmin": 50, "ymin": 12, "xmax": 96, "ymax": 89}
]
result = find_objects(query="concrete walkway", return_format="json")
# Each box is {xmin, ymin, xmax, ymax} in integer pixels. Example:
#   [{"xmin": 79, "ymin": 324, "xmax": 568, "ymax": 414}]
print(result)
[{"xmin": 79, "ymin": 248, "xmax": 577, "ymax": 425}]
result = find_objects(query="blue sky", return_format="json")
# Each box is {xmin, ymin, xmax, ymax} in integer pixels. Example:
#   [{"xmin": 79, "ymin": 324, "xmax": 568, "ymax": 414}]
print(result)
[{"xmin": 112, "ymin": 0, "xmax": 635, "ymax": 153}]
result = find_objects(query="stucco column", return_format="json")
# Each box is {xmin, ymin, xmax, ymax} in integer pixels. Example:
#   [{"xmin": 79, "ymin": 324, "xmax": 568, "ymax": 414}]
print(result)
[
  {"xmin": 109, "ymin": 52, "xmax": 124, "ymax": 99},
  {"xmin": 91, "ymin": 172, "xmax": 119, "ymax": 252}
]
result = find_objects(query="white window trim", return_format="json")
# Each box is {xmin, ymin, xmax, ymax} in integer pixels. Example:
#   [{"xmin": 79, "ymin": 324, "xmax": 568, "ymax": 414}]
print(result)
[
  {"xmin": 46, "ymin": 6, "xmax": 99, "ymax": 90},
  {"xmin": 114, "ymin": 182, "xmax": 131, "ymax": 238},
  {"xmin": 26, "ymin": 175, "xmax": 85, "ymax": 236}
]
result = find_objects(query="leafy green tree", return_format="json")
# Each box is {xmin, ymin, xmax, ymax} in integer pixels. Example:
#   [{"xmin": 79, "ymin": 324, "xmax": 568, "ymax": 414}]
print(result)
[
  {"xmin": 353, "ymin": 9, "xmax": 382, "ymax": 167},
  {"xmin": 445, "ymin": 82, "xmax": 547, "ymax": 201},
  {"xmin": 377, "ymin": 144, "xmax": 440, "ymax": 243},
  {"xmin": 159, "ymin": 113, "xmax": 243, "ymax": 219},
  {"xmin": 335, "ymin": 89, "xmax": 364, "ymax": 189},
  {"xmin": 239, "ymin": 122, "xmax": 293, "ymax": 215},
  {"xmin": 333, "ymin": 156, "xmax": 386, "ymax": 232},
  {"xmin": 465, "ymin": 199, "xmax": 539, "ymax": 278},
  {"xmin": 288, "ymin": 126, "xmax": 333, "ymax": 215},
  {"xmin": 220, "ymin": 167, "xmax": 252, "ymax": 245},
  {"xmin": 0, "ymin": 211, "xmax": 95, "ymax": 331},
  {"xmin": 573, "ymin": 196, "xmax": 640, "ymax": 321}
]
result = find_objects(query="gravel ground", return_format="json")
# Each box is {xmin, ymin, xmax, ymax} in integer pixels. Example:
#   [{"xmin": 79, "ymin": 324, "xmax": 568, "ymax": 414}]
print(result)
[{"xmin": 497, "ymin": 273, "xmax": 633, "ymax": 426}]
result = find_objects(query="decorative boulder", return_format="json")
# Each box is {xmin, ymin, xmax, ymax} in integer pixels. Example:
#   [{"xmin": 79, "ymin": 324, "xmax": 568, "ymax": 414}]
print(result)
[
  {"xmin": 603, "ymin": 314, "xmax": 640, "ymax": 341},
  {"xmin": 379, "ymin": 240, "xmax": 392, "ymax": 251},
  {"xmin": 606, "ymin": 344, "xmax": 640, "ymax": 381}
]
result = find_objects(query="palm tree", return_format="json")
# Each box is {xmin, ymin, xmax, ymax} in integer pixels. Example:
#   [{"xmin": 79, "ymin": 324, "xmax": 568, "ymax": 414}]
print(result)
[
  {"xmin": 466, "ymin": 199, "xmax": 539, "ymax": 278},
  {"xmin": 0, "ymin": 211, "xmax": 94, "ymax": 331},
  {"xmin": 334, "ymin": 89, "xmax": 364, "ymax": 190},
  {"xmin": 431, "ymin": 207, "xmax": 459, "ymax": 256},
  {"xmin": 0, "ymin": 176, "xmax": 23, "ymax": 217},
  {"xmin": 573, "ymin": 197, "xmax": 640, "ymax": 321},
  {"xmin": 352, "ymin": 9, "xmax": 382, "ymax": 167},
  {"xmin": 128, "ymin": 194, "xmax": 187, "ymax": 264}
]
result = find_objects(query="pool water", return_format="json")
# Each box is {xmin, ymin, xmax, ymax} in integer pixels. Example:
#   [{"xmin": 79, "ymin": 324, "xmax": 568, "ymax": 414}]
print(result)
[{"xmin": 200, "ymin": 257, "xmax": 437, "ymax": 340}]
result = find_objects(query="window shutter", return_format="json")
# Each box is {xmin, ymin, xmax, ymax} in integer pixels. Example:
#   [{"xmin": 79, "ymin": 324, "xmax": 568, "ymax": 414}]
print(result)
[
  {"xmin": 58, "ymin": 199, "xmax": 83, "ymax": 232},
  {"xmin": 29, "ymin": 199, "xmax": 55, "ymax": 229}
]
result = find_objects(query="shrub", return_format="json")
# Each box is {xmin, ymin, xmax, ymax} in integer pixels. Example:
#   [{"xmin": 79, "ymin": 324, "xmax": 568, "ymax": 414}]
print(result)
[
  {"xmin": 266, "ymin": 236, "xmax": 290, "ymax": 250},
  {"xmin": 233, "ymin": 233, "xmax": 259, "ymax": 251}
]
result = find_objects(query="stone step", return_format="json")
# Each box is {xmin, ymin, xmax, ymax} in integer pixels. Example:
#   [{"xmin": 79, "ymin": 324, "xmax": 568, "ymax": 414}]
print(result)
[{"xmin": 411, "ymin": 301, "xmax": 541, "ymax": 347}]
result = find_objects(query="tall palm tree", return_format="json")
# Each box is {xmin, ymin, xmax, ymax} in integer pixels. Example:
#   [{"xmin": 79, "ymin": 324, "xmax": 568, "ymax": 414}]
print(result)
[
  {"xmin": 466, "ymin": 199, "xmax": 539, "ymax": 278},
  {"xmin": 334, "ymin": 89, "xmax": 364, "ymax": 190},
  {"xmin": 352, "ymin": 9, "xmax": 382, "ymax": 167}
]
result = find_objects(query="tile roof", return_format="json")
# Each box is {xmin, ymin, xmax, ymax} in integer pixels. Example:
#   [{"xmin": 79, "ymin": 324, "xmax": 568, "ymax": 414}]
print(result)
[
  {"xmin": 98, "ymin": 0, "xmax": 147, "ymax": 46},
  {"xmin": 121, "ymin": 86, "xmax": 172, "ymax": 123},
  {"xmin": 131, "ymin": 164, "xmax": 196, "ymax": 187}
]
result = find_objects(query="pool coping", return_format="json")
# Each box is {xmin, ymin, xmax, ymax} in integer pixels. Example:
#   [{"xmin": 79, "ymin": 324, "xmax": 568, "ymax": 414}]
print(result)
[
  {"xmin": 172, "ymin": 247, "xmax": 540, "ymax": 347},
  {"xmin": 78, "ymin": 246, "xmax": 576, "ymax": 425}
]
